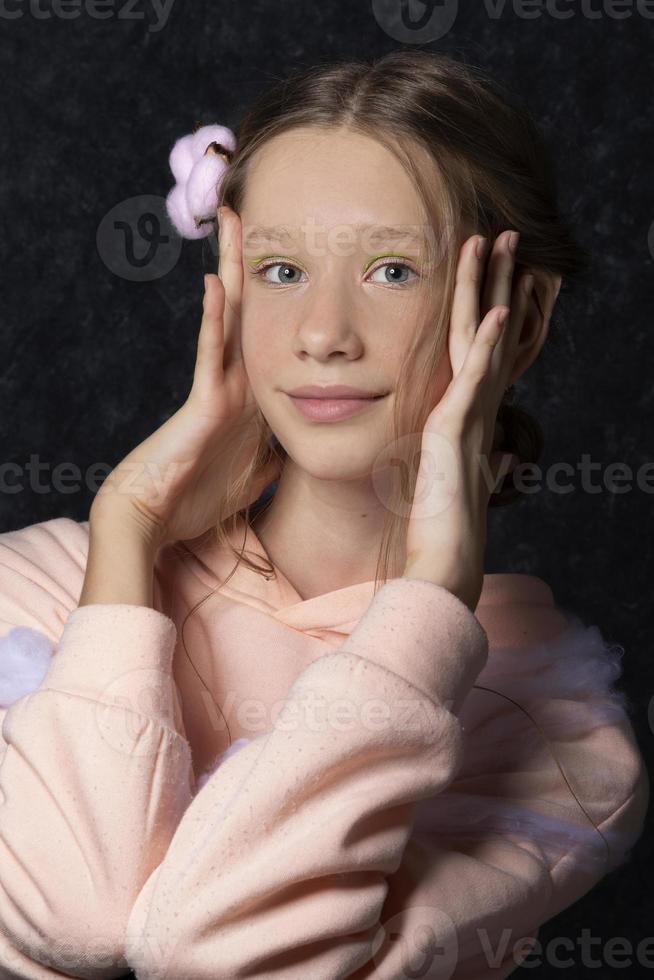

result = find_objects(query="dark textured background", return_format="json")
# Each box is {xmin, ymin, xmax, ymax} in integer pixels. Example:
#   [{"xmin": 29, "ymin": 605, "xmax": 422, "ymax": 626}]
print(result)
[{"xmin": 1, "ymin": 1, "xmax": 652, "ymax": 976}]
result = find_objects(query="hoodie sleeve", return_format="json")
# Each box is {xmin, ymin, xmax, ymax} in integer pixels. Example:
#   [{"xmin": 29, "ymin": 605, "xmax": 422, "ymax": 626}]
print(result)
[
  {"xmin": 343, "ymin": 588, "xmax": 649, "ymax": 980},
  {"xmin": 0, "ymin": 517, "xmax": 194, "ymax": 980},
  {"xmin": 123, "ymin": 575, "xmax": 490, "ymax": 980}
]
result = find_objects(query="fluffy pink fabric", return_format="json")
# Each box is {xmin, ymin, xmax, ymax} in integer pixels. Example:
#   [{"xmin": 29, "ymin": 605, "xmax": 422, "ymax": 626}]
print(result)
[{"xmin": 0, "ymin": 627, "xmax": 53, "ymax": 708}]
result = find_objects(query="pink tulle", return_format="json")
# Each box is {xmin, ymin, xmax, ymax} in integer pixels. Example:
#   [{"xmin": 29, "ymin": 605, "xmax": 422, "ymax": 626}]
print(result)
[
  {"xmin": 411, "ymin": 615, "xmax": 635, "ymax": 874},
  {"xmin": 411, "ymin": 788, "xmax": 627, "ymax": 876},
  {"xmin": 467, "ymin": 612, "xmax": 632, "ymax": 742},
  {"xmin": 0, "ymin": 627, "xmax": 54, "ymax": 708}
]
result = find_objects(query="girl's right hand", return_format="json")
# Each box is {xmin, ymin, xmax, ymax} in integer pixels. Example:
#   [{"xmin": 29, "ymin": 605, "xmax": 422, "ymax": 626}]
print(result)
[
  {"xmin": 402, "ymin": 230, "xmax": 533, "ymax": 612},
  {"xmin": 90, "ymin": 205, "xmax": 282, "ymax": 550}
]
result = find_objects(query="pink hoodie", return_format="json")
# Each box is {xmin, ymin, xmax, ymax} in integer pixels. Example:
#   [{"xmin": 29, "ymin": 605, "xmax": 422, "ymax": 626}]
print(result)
[{"xmin": 0, "ymin": 515, "xmax": 648, "ymax": 979}]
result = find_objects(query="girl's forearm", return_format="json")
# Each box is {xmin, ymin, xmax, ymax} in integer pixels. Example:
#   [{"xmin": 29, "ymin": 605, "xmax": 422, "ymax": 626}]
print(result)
[{"xmin": 78, "ymin": 513, "xmax": 158, "ymax": 609}]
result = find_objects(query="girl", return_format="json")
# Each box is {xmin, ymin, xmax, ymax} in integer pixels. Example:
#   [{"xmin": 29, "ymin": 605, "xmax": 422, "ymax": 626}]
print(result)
[{"xmin": 0, "ymin": 51, "xmax": 647, "ymax": 979}]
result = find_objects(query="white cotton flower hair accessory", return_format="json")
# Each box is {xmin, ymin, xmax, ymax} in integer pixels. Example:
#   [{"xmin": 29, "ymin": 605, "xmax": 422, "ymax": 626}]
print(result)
[
  {"xmin": 0, "ymin": 626, "xmax": 54, "ymax": 708},
  {"xmin": 165, "ymin": 122, "xmax": 237, "ymax": 240}
]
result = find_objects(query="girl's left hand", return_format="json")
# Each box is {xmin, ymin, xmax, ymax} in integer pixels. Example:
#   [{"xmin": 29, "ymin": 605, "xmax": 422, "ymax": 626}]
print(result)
[{"xmin": 402, "ymin": 229, "xmax": 535, "ymax": 613}]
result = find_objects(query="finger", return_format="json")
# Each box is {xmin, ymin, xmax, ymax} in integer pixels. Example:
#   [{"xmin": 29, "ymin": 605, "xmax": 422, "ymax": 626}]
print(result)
[
  {"xmin": 449, "ymin": 235, "xmax": 485, "ymax": 377},
  {"xmin": 448, "ymin": 305, "xmax": 510, "ymax": 415},
  {"xmin": 190, "ymin": 273, "xmax": 226, "ymax": 400},
  {"xmin": 217, "ymin": 205, "xmax": 244, "ymax": 367},
  {"xmin": 489, "ymin": 270, "xmax": 534, "ymax": 393},
  {"xmin": 480, "ymin": 230, "xmax": 519, "ymax": 321}
]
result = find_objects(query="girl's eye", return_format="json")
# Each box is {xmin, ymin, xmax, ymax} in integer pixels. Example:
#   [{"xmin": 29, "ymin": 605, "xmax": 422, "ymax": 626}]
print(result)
[
  {"xmin": 248, "ymin": 257, "xmax": 420, "ymax": 288},
  {"xmin": 366, "ymin": 259, "xmax": 419, "ymax": 286},
  {"xmin": 248, "ymin": 261, "xmax": 306, "ymax": 286}
]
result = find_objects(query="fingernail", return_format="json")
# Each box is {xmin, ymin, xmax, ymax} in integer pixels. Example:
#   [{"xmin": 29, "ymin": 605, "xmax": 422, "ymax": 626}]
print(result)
[
  {"xmin": 476, "ymin": 237, "xmax": 489, "ymax": 260},
  {"xmin": 508, "ymin": 231, "xmax": 520, "ymax": 254}
]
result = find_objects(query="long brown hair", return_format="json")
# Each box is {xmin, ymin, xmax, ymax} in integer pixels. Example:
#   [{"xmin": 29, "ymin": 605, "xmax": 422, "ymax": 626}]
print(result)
[{"xmin": 171, "ymin": 52, "xmax": 623, "ymax": 870}]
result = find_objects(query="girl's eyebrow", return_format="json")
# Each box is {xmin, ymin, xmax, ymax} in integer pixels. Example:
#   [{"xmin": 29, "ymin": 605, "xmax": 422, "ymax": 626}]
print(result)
[{"xmin": 243, "ymin": 223, "xmax": 429, "ymax": 249}]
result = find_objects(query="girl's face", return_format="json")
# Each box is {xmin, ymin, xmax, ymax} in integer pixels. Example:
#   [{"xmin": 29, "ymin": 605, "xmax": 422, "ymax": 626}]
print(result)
[{"xmin": 239, "ymin": 126, "xmax": 450, "ymax": 480}]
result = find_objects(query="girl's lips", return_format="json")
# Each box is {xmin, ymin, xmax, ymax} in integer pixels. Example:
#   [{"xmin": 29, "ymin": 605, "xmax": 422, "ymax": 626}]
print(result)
[{"xmin": 287, "ymin": 394, "xmax": 387, "ymax": 422}]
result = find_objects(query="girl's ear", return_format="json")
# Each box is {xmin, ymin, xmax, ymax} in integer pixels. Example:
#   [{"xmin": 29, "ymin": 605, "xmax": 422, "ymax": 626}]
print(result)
[
  {"xmin": 534, "ymin": 271, "xmax": 562, "ymax": 328},
  {"xmin": 508, "ymin": 270, "xmax": 562, "ymax": 385}
]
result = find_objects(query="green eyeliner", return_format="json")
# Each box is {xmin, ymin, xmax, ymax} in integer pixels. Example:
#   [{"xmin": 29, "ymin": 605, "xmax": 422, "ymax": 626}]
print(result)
[
  {"xmin": 246, "ymin": 255, "xmax": 304, "ymax": 267},
  {"xmin": 247, "ymin": 253, "xmax": 418, "ymax": 272},
  {"xmin": 362, "ymin": 252, "xmax": 417, "ymax": 273}
]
